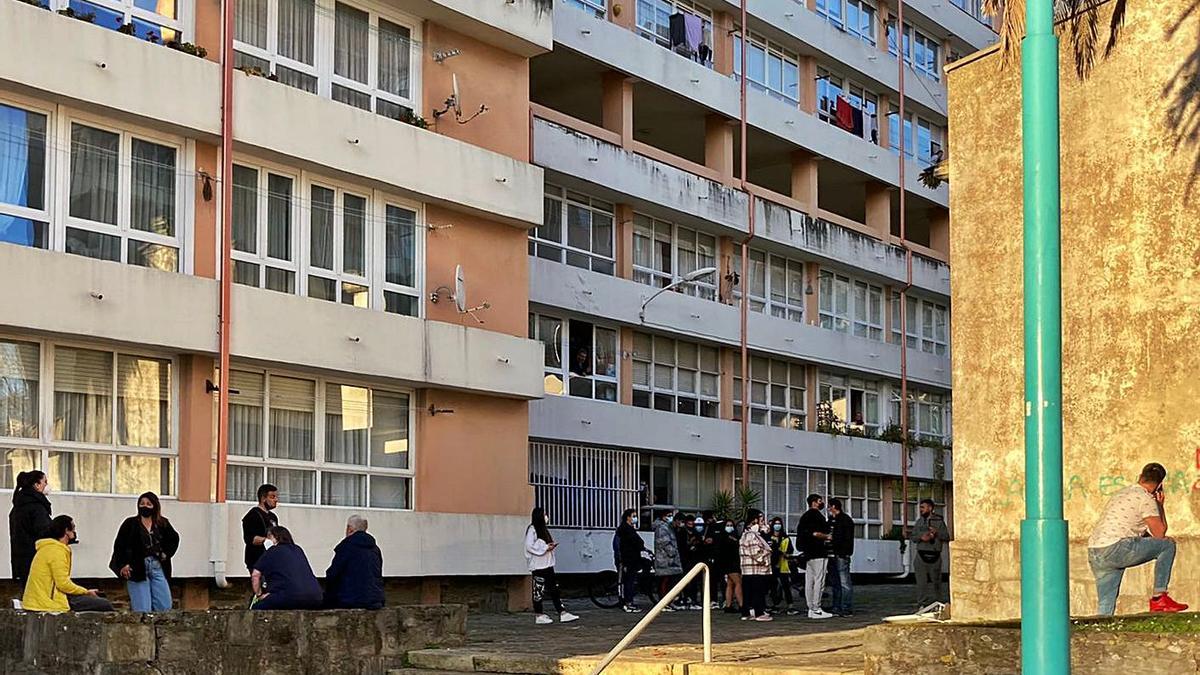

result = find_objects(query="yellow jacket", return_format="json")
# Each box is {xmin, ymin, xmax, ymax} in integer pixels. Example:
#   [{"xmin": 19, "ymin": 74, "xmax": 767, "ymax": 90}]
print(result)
[{"xmin": 22, "ymin": 538, "xmax": 88, "ymax": 612}]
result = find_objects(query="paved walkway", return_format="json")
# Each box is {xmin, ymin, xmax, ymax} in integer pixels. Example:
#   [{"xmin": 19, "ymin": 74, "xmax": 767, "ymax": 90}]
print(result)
[{"xmin": 408, "ymin": 583, "xmax": 922, "ymax": 674}]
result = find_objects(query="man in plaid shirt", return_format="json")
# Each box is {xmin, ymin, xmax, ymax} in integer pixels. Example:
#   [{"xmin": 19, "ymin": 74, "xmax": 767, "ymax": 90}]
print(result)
[{"xmin": 738, "ymin": 509, "xmax": 773, "ymax": 621}]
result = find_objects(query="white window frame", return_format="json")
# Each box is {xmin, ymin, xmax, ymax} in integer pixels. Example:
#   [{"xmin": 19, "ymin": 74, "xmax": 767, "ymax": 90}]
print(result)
[
  {"xmin": 225, "ymin": 365, "xmax": 417, "ymax": 509},
  {"xmin": 632, "ymin": 213, "xmax": 717, "ymax": 301},
  {"xmin": 0, "ymin": 96, "xmax": 52, "ymax": 249},
  {"xmin": 830, "ymin": 472, "xmax": 884, "ymax": 539},
  {"xmin": 892, "ymin": 478, "xmax": 949, "ymax": 530},
  {"xmin": 562, "ymin": 0, "xmax": 606, "ymax": 19},
  {"xmin": 816, "ymin": 0, "xmax": 876, "ymax": 46},
  {"xmin": 733, "ymin": 356, "xmax": 806, "ymax": 430},
  {"xmin": 637, "ymin": 0, "xmax": 714, "ymax": 54},
  {"xmin": 733, "ymin": 30, "xmax": 801, "ymax": 104},
  {"xmin": 889, "ymin": 388, "xmax": 950, "ymax": 444},
  {"xmin": 530, "ymin": 184, "xmax": 616, "ymax": 276},
  {"xmin": 0, "ymin": 334, "xmax": 180, "ymax": 497},
  {"xmin": 732, "ymin": 249, "xmax": 806, "ymax": 323},
  {"xmin": 891, "ymin": 292, "xmax": 949, "ymax": 355},
  {"xmin": 819, "ymin": 270, "xmax": 883, "ymax": 341},
  {"xmin": 818, "ymin": 372, "xmax": 880, "ymax": 437},
  {"xmin": 230, "ymin": 160, "xmax": 301, "ymax": 293},
  {"xmin": 887, "ymin": 19, "xmax": 941, "ymax": 81},
  {"xmin": 528, "ymin": 313, "xmax": 619, "ymax": 403},
  {"xmin": 631, "ymin": 333, "xmax": 720, "ymax": 418},
  {"xmin": 735, "ymin": 463, "xmax": 828, "ymax": 531},
  {"xmin": 50, "ymin": 0, "xmax": 192, "ymax": 43},
  {"xmin": 818, "ymin": 68, "xmax": 880, "ymax": 142}
]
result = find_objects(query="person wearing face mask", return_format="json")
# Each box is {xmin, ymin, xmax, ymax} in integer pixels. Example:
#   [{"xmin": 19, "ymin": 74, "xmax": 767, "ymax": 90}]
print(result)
[
  {"xmin": 652, "ymin": 511, "xmax": 683, "ymax": 610},
  {"xmin": 22, "ymin": 515, "xmax": 113, "ymax": 612},
  {"xmin": 797, "ymin": 494, "xmax": 833, "ymax": 619},
  {"xmin": 109, "ymin": 492, "xmax": 180, "ymax": 612},
  {"xmin": 524, "ymin": 508, "xmax": 578, "ymax": 624},
  {"xmin": 768, "ymin": 517, "xmax": 797, "ymax": 615},
  {"xmin": 9, "ymin": 470, "xmax": 52, "ymax": 584},
  {"xmin": 716, "ymin": 519, "xmax": 742, "ymax": 613},
  {"xmin": 242, "ymin": 483, "xmax": 280, "ymax": 576},
  {"xmin": 251, "ymin": 526, "xmax": 323, "ymax": 610},
  {"xmin": 615, "ymin": 509, "xmax": 647, "ymax": 612},
  {"xmin": 676, "ymin": 514, "xmax": 704, "ymax": 610},
  {"xmin": 738, "ymin": 510, "xmax": 773, "ymax": 621},
  {"xmin": 698, "ymin": 511, "xmax": 720, "ymax": 609}
]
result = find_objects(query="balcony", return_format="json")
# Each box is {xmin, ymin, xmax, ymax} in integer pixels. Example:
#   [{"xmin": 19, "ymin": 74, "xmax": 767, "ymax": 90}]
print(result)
[
  {"xmin": 415, "ymin": 0, "xmax": 554, "ymax": 57},
  {"xmin": 0, "ymin": 244, "xmax": 544, "ymax": 399}
]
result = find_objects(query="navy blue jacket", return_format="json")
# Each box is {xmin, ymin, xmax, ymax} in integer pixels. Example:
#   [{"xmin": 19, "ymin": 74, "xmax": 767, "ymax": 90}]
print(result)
[{"xmin": 324, "ymin": 531, "xmax": 385, "ymax": 609}]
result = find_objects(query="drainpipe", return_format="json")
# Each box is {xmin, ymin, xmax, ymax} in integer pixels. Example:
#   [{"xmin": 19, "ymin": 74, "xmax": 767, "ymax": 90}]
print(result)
[
  {"xmin": 895, "ymin": 0, "xmax": 913, "ymax": 563},
  {"xmin": 1020, "ymin": 0, "xmax": 1069, "ymax": 669},
  {"xmin": 737, "ymin": 0, "xmax": 752, "ymax": 485}
]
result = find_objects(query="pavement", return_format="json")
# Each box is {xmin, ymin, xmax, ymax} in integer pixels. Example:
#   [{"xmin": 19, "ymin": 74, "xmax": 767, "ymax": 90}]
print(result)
[{"xmin": 403, "ymin": 582, "xmax": 924, "ymax": 675}]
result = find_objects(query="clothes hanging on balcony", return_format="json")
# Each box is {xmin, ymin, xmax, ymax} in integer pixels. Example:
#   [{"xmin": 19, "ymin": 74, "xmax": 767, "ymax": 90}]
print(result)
[
  {"xmin": 835, "ymin": 96, "xmax": 854, "ymax": 131},
  {"xmin": 683, "ymin": 14, "xmax": 703, "ymax": 54},
  {"xmin": 669, "ymin": 13, "xmax": 688, "ymax": 49},
  {"xmin": 698, "ymin": 43, "xmax": 712, "ymax": 65},
  {"xmin": 851, "ymin": 106, "xmax": 864, "ymax": 137},
  {"xmin": 868, "ymin": 114, "xmax": 879, "ymax": 143}
]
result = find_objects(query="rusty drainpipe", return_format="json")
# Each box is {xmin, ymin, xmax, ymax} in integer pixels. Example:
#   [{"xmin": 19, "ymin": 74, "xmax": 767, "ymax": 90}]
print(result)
[
  {"xmin": 896, "ymin": 0, "xmax": 914, "ymax": 549},
  {"xmin": 737, "ymin": 0, "xmax": 753, "ymax": 486}
]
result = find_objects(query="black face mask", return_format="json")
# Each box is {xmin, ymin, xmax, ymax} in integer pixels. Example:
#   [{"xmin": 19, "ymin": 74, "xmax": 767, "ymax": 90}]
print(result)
[
  {"xmin": 68, "ymin": 533, "xmax": 79, "ymax": 545},
  {"xmin": 138, "ymin": 506, "xmax": 155, "ymax": 518}
]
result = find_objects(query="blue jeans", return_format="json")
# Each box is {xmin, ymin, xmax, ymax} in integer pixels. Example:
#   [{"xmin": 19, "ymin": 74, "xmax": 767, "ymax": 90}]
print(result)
[
  {"xmin": 127, "ymin": 557, "xmax": 172, "ymax": 612},
  {"xmin": 1088, "ymin": 537, "xmax": 1176, "ymax": 616},
  {"xmin": 621, "ymin": 564, "xmax": 639, "ymax": 607},
  {"xmin": 829, "ymin": 556, "xmax": 853, "ymax": 613}
]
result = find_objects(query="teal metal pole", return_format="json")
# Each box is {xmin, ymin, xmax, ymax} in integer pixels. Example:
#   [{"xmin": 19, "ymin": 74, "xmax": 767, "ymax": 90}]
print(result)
[{"xmin": 1020, "ymin": 0, "xmax": 1070, "ymax": 671}]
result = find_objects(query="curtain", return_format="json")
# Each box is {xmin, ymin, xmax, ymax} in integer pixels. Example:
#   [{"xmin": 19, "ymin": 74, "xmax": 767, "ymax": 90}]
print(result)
[
  {"xmin": 309, "ymin": 185, "xmax": 334, "ymax": 269},
  {"xmin": 266, "ymin": 173, "xmax": 292, "ymax": 261},
  {"xmin": 334, "ymin": 2, "xmax": 369, "ymax": 83},
  {"xmin": 325, "ymin": 384, "xmax": 368, "ymax": 465},
  {"xmin": 53, "ymin": 347, "xmax": 112, "ymax": 444},
  {"xmin": 231, "ymin": 165, "xmax": 258, "ymax": 254},
  {"xmin": 277, "ymin": 0, "xmax": 315, "ymax": 65},
  {"xmin": 0, "ymin": 104, "xmax": 46, "ymax": 210},
  {"xmin": 228, "ymin": 371, "xmax": 264, "ymax": 458},
  {"xmin": 268, "ymin": 376, "xmax": 314, "ymax": 461},
  {"xmin": 0, "ymin": 340, "xmax": 39, "ymax": 439},
  {"xmin": 130, "ymin": 139, "xmax": 176, "ymax": 236},
  {"xmin": 384, "ymin": 205, "xmax": 414, "ymax": 287},
  {"xmin": 267, "ymin": 467, "xmax": 314, "ymax": 504},
  {"xmin": 321, "ymin": 471, "xmax": 365, "ymax": 506},
  {"xmin": 49, "ymin": 450, "xmax": 111, "ymax": 493},
  {"xmin": 116, "ymin": 356, "xmax": 171, "ymax": 448},
  {"xmin": 69, "ymin": 124, "xmax": 119, "ymax": 225},
  {"xmin": 369, "ymin": 475, "xmax": 408, "ymax": 509},
  {"xmin": 235, "ymin": 0, "xmax": 268, "ymax": 48},
  {"xmin": 342, "ymin": 193, "xmax": 366, "ymax": 276},
  {"xmin": 377, "ymin": 19, "xmax": 411, "ymax": 98},
  {"xmin": 369, "ymin": 391, "xmax": 408, "ymax": 469},
  {"xmin": 115, "ymin": 454, "xmax": 172, "ymax": 495},
  {"xmin": 226, "ymin": 464, "xmax": 262, "ymax": 501}
]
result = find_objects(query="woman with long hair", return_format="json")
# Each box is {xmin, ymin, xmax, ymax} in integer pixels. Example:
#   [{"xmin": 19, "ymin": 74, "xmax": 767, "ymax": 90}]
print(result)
[
  {"xmin": 109, "ymin": 492, "xmax": 180, "ymax": 612},
  {"xmin": 524, "ymin": 507, "xmax": 578, "ymax": 624},
  {"xmin": 9, "ymin": 470, "xmax": 51, "ymax": 583},
  {"xmin": 251, "ymin": 526, "xmax": 323, "ymax": 610}
]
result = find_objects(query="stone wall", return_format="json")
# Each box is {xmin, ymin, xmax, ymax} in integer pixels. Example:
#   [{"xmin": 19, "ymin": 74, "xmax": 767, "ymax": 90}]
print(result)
[
  {"xmin": 945, "ymin": 0, "xmax": 1200, "ymax": 620},
  {"xmin": 0, "ymin": 605, "xmax": 465, "ymax": 674}
]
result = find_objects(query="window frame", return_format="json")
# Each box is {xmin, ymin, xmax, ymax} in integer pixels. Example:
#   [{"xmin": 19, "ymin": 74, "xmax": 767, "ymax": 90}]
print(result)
[
  {"xmin": 731, "ymin": 249, "xmax": 807, "ymax": 323},
  {"xmin": 224, "ymin": 365, "xmax": 417, "ymax": 509},
  {"xmin": 830, "ymin": 472, "xmax": 884, "ymax": 539},
  {"xmin": 631, "ymin": 213, "xmax": 718, "ymax": 301},
  {"xmin": 886, "ymin": 19, "xmax": 941, "ymax": 81},
  {"xmin": 735, "ymin": 463, "xmax": 828, "ymax": 532},
  {"xmin": 638, "ymin": 453, "xmax": 720, "ymax": 518},
  {"xmin": 818, "ymin": 371, "xmax": 881, "ymax": 437},
  {"xmin": 636, "ymin": 0, "xmax": 714, "ymax": 60},
  {"xmin": 816, "ymin": 0, "xmax": 876, "ymax": 46},
  {"xmin": 889, "ymin": 388, "xmax": 951, "ymax": 444},
  {"xmin": 0, "ymin": 97, "xmax": 52, "ymax": 249},
  {"xmin": 631, "ymin": 332, "xmax": 720, "ymax": 419},
  {"xmin": 0, "ymin": 334, "xmax": 180, "ymax": 497},
  {"xmin": 818, "ymin": 269, "xmax": 883, "ymax": 341},
  {"xmin": 562, "ymin": 0, "xmax": 607, "ymax": 18},
  {"xmin": 890, "ymin": 291, "xmax": 949, "ymax": 355},
  {"xmin": 528, "ymin": 313, "xmax": 619, "ymax": 403},
  {"xmin": 733, "ymin": 356, "xmax": 807, "ymax": 430},
  {"xmin": 733, "ymin": 30, "xmax": 801, "ymax": 104},
  {"xmin": 50, "ymin": 0, "xmax": 192, "ymax": 43},
  {"xmin": 530, "ymin": 184, "xmax": 616, "ymax": 276}
]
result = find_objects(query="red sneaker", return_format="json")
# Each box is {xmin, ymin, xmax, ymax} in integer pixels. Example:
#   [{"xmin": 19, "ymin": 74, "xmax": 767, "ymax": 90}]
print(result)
[{"xmin": 1150, "ymin": 593, "xmax": 1189, "ymax": 613}]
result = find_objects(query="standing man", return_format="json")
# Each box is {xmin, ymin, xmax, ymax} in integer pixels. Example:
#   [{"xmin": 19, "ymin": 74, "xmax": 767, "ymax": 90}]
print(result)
[
  {"xmin": 827, "ymin": 498, "xmax": 855, "ymax": 616},
  {"xmin": 910, "ymin": 498, "xmax": 950, "ymax": 609},
  {"xmin": 615, "ymin": 508, "xmax": 647, "ymax": 613},
  {"xmin": 242, "ymin": 484, "xmax": 279, "ymax": 574},
  {"xmin": 325, "ymin": 515, "xmax": 385, "ymax": 609},
  {"xmin": 1088, "ymin": 462, "xmax": 1188, "ymax": 615},
  {"xmin": 797, "ymin": 494, "xmax": 832, "ymax": 619}
]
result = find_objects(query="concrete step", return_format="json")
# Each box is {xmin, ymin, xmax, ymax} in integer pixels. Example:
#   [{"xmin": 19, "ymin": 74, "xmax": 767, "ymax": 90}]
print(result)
[{"xmin": 406, "ymin": 648, "xmax": 689, "ymax": 675}]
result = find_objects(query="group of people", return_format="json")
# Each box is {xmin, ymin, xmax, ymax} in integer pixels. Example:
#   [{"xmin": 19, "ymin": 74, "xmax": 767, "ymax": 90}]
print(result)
[{"xmin": 8, "ymin": 474, "xmax": 385, "ymax": 613}]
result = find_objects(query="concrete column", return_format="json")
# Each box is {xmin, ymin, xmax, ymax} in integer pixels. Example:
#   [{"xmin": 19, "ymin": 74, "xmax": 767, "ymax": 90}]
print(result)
[
  {"xmin": 602, "ymin": 72, "xmax": 634, "ymax": 147},
  {"xmin": 877, "ymin": 94, "xmax": 892, "ymax": 149},
  {"xmin": 712, "ymin": 11, "xmax": 735, "ymax": 76},
  {"xmin": 181, "ymin": 579, "xmax": 210, "ymax": 610},
  {"xmin": 705, "ymin": 114, "xmax": 735, "ymax": 181},
  {"xmin": 193, "ymin": 143, "xmax": 218, "ymax": 278},
  {"xmin": 865, "ymin": 182, "xmax": 893, "ymax": 241},
  {"xmin": 420, "ymin": 578, "xmax": 442, "ymax": 605},
  {"xmin": 720, "ymin": 348, "xmax": 736, "ymax": 421},
  {"xmin": 791, "ymin": 151, "xmax": 819, "ymax": 210},
  {"xmin": 610, "ymin": 0, "xmax": 636, "ymax": 30},
  {"xmin": 177, "ymin": 355, "xmax": 215, "ymax": 503},
  {"xmin": 929, "ymin": 207, "xmax": 950, "ymax": 255},
  {"xmin": 877, "ymin": 4, "xmax": 890, "ymax": 54},
  {"xmin": 508, "ymin": 576, "xmax": 533, "ymax": 612},
  {"xmin": 798, "ymin": 56, "xmax": 818, "ymax": 114},
  {"xmin": 614, "ymin": 203, "xmax": 635, "ymax": 280},
  {"xmin": 619, "ymin": 327, "xmax": 635, "ymax": 405}
]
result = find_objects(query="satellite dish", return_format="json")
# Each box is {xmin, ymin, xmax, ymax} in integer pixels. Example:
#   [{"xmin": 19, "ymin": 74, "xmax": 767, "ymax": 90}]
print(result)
[
  {"xmin": 454, "ymin": 264, "xmax": 466, "ymax": 314},
  {"xmin": 451, "ymin": 74, "xmax": 462, "ymax": 115}
]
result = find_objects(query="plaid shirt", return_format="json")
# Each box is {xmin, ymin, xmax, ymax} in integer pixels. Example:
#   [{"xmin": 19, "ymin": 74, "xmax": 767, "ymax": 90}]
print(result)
[{"xmin": 739, "ymin": 529, "xmax": 772, "ymax": 576}]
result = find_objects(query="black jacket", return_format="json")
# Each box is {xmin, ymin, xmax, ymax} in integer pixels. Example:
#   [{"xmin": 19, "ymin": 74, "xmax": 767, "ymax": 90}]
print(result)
[
  {"xmin": 714, "ymin": 530, "xmax": 740, "ymax": 575},
  {"xmin": 8, "ymin": 489, "xmax": 52, "ymax": 580},
  {"xmin": 242, "ymin": 507, "xmax": 279, "ymax": 572},
  {"xmin": 324, "ymin": 531, "xmax": 385, "ymax": 609},
  {"xmin": 109, "ymin": 516, "xmax": 181, "ymax": 581},
  {"xmin": 797, "ymin": 509, "xmax": 831, "ymax": 560},
  {"xmin": 830, "ymin": 512, "xmax": 855, "ymax": 557},
  {"xmin": 616, "ymin": 522, "xmax": 646, "ymax": 567}
]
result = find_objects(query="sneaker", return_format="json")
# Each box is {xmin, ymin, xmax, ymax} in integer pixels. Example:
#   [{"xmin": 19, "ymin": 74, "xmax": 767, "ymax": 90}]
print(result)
[
  {"xmin": 808, "ymin": 609, "xmax": 832, "ymax": 620},
  {"xmin": 623, "ymin": 604, "xmax": 642, "ymax": 614},
  {"xmin": 688, "ymin": 603, "xmax": 703, "ymax": 611},
  {"xmin": 535, "ymin": 614, "xmax": 553, "ymax": 625},
  {"xmin": 1151, "ymin": 593, "xmax": 1189, "ymax": 613},
  {"xmin": 661, "ymin": 605, "xmax": 676, "ymax": 613},
  {"xmin": 755, "ymin": 614, "xmax": 774, "ymax": 622},
  {"xmin": 710, "ymin": 602, "xmax": 721, "ymax": 610},
  {"xmin": 786, "ymin": 609, "xmax": 800, "ymax": 616},
  {"xmin": 559, "ymin": 612, "xmax": 580, "ymax": 623}
]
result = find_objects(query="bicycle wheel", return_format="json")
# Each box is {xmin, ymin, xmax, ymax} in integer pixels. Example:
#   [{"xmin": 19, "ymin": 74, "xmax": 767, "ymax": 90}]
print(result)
[{"xmin": 590, "ymin": 570, "xmax": 622, "ymax": 609}]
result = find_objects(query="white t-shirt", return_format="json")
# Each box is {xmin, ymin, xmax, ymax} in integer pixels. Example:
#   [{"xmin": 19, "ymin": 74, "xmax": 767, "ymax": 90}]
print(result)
[{"xmin": 1088, "ymin": 484, "xmax": 1160, "ymax": 549}]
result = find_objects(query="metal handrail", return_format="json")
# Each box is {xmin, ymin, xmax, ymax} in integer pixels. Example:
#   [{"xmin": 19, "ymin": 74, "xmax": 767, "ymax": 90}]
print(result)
[{"xmin": 587, "ymin": 562, "xmax": 712, "ymax": 675}]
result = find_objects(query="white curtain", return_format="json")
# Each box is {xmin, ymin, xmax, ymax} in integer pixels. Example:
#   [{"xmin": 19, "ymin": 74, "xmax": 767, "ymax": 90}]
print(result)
[
  {"xmin": 377, "ymin": 19, "xmax": 410, "ymax": 98},
  {"xmin": 321, "ymin": 472, "xmax": 364, "ymax": 507},
  {"xmin": 235, "ymin": 0, "xmax": 268, "ymax": 48},
  {"xmin": 228, "ymin": 371, "xmax": 264, "ymax": 458},
  {"xmin": 49, "ymin": 450, "xmax": 111, "ymax": 493},
  {"xmin": 227, "ymin": 464, "xmax": 262, "ymax": 501},
  {"xmin": 130, "ymin": 139, "xmax": 176, "ymax": 236},
  {"xmin": 267, "ymin": 467, "xmax": 314, "ymax": 504},
  {"xmin": 266, "ymin": 173, "xmax": 292, "ymax": 261},
  {"xmin": 334, "ymin": 2, "xmax": 369, "ymax": 83},
  {"xmin": 309, "ymin": 185, "xmax": 334, "ymax": 269},
  {"xmin": 0, "ymin": 340, "xmax": 39, "ymax": 439},
  {"xmin": 68, "ymin": 124, "xmax": 119, "ymax": 225},
  {"xmin": 277, "ymin": 0, "xmax": 315, "ymax": 65},
  {"xmin": 231, "ymin": 165, "xmax": 259, "ymax": 254},
  {"xmin": 53, "ymin": 347, "xmax": 112, "ymax": 444},
  {"xmin": 325, "ymin": 384, "xmax": 368, "ymax": 465},
  {"xmin": 369, "ymin": 475, "xmax": 409, "ymax": 509},
  {"xmin": 268, "ymin": 376, "xmax": 314, "ymax": 461},
  {"xmin": 116, "ymin": 355, "xmax": 171, "ymax": 448}
]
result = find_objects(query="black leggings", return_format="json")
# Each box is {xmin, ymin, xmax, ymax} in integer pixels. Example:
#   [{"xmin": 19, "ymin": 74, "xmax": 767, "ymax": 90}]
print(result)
[
  {"xmin": 532, "ymin": 567, "xmax": 564, "ymax": 614},
  {"xmin": 742, "ymin": 574, "xmax": 769, "ymax": 617},
  {"xmin": 773, "ymin": 570, "xmax": 793, "ymax": 605}
]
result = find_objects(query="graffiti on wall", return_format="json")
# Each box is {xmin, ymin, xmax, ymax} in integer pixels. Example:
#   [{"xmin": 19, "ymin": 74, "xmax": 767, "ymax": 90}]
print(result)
[{"xmin": 993, "ymin": 448, "xmax": 1200, "ymax": 507}]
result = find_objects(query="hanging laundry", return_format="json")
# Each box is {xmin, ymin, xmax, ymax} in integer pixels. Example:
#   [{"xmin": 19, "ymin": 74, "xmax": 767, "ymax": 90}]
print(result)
[
  {"xmin": 698, "ymin": 43, "xmax": 712, "ymax": 65},
  {"xmin": 669, "ymin": 13, "xmax": 688, "ymax": 50},
  {"xmin": 851, "ymin": 106, "xmax": 864, "ymax": 137},
  {"xmin": 683, "ymin": 14, "xmax": 703, "ymax": 56},
  {"xmin": 835, "ymin": 96, "xmax": 854, "ymax": 131},
  {"xmin": 869, "ymin": 114, "xmax": 879, "ymax": 143}
]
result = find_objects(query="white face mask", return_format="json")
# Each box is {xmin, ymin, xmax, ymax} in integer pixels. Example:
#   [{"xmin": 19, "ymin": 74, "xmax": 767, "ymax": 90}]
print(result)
[
  {"xmin": 41, "ymin": 485, "xmax": 51, "ymax": 496},
  {"xmin": 262, "ymin": 538, "xmax": 275, "ymax": 550},
  {"xmin": 544, "ymin": 516, "xmax": 550, "ymax": 526}
]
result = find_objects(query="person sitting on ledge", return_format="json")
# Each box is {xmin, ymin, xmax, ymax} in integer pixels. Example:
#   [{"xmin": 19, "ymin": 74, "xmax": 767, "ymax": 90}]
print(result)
[
  {"xmin": 1088, "ymin": 462, "xmax": 1188, "ymax": 615},
  {"xmin": 324, "ymin": 515, "xmax": 385, "ymax": 610},
  {"xmin": 22, "ymin": 515, "xmax": 113, "ymax": 612},
  {"xmin": 252, "ymin": 526, "xmax": 323, "ymax": 610}
]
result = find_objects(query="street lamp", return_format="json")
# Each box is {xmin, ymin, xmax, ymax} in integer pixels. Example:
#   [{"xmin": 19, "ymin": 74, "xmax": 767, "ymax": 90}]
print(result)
[{"xmin": 638, "ymin": 267, "xmax": 718, "ymax": 323}]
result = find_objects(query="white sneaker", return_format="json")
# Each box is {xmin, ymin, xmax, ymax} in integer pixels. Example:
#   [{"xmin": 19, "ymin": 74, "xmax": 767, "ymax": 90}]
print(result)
[
  {"xmin": 535, "ymin": 614, "xmax": 553, "ymax": 625},
  {"xmin": 559, "ymin": 612, "xmax": 579, "ymax": 623},
  {"xmin": 755, "ymin": 614, "xmax": 774, "ymax": 622},
  {"xmin": 689, "ymin": 603, "xmax": 703, "ymax": 611},
  {"xmin": 808, "ymin": 610, "xmax": 832, "ymax": 619},
  {"xmin": 710, "ymin": 602, "xmax": 720, "ymax": 610}
]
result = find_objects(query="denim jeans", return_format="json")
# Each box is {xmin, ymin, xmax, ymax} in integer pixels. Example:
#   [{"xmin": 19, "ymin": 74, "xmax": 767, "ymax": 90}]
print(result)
[
  {"xmin": 127, "ymin": 557, "xmax": 172, "ymax": 612},
  {"xmin": 1088, "ymin": 537, "xmax": 1176, "ymax": 616},
  {"xmin": 621, "ymin": 564, "xmax": 639, "ymax": 607},
  {"xmin": 829, "ymin": 556, "xmax": 853, "ymax": 613}
]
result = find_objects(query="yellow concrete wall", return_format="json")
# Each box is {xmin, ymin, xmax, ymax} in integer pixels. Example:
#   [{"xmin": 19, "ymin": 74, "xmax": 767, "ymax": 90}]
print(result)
[{"xmin": 947, "ymin": 0, "xmax": 1200, "ymax": 619}]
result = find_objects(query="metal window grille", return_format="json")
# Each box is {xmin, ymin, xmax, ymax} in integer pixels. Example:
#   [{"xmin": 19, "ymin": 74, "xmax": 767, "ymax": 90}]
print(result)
[{"xmin": 529, "ymin": 442, "xmax": 639, "ymax": 529}]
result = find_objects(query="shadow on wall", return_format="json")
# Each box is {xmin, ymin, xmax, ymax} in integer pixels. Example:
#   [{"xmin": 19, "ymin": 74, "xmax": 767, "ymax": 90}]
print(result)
[{"xmin": 1165, "ymin": 0, "xmax": 1200, "ymax": 199}]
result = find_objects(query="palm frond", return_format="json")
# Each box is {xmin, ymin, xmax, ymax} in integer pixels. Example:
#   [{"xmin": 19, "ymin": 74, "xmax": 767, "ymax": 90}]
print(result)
[
  {"xmin": 1104, "ymin": 0, "xmax": 1127, "ymax": 57},
  {"xmin": 919, "ymin": 155, "xmax": 951, "ymax": 189},
  {"xmin": 984, "ymin": 0, "xmax": 1127, "ymax": 80},
  {"xmin": 983, "ymin": 0, "xmax": 1026, "ymax": 63},
  {"xmin": 1069, "ymin": 0, "xmax": 1100, "ymax": 78}
]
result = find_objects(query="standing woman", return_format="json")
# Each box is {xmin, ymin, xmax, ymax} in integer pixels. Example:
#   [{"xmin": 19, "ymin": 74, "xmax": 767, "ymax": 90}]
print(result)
[
  {"xmin": 524, "ymin": 507, "xmax": 579, "ymax": 625},
  {"xmin": 9, "ymin": 470, "xmax": 52, "ymax": 583},
  {"xmin": 738, "ymin": 509, "xmax": 773, "ymax": 621},
  {"xmin": 717, "ymin": 519, "xmax": 742, "ymax": 614},
  {"xmin": 110, "ymin": 492, "xmax": 180, "ymax": 612}
]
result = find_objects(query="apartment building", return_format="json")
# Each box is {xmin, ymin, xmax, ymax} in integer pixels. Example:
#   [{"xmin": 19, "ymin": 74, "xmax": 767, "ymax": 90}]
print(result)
[
  {"xmin": 0, "ymin": 0, "xmax": 553, "ymax": 606},
  {"xmin": 528, "ymin": 0, "xmax": 993, "ymax": 574}
]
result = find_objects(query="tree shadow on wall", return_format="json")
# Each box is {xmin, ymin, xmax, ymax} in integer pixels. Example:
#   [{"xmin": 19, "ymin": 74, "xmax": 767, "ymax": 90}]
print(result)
[{"xmin": 1164, "ymin": 0, "xmax": 1200, "ymax": 201}]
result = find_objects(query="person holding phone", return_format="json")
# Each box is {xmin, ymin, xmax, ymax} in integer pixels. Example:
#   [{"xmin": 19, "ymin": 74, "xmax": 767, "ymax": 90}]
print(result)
[
  {"xmin": 1088, "ymin": 462, "xmax": 1188, "ymax": 615},
  {"xmin": 525, "ymin": 507, "xmax": 578, "ymax": 624}
]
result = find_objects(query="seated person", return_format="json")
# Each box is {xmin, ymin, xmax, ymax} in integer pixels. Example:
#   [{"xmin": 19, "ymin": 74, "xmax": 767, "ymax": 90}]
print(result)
[
  {"xmin": 252, "ymin": 526, "xmax": 323, "ymax": 610},
  {"xmin": 22, "ymin": 515, "xmax": 113, "ymax": 612},
  {"xmin": 324, "ymin": 515, "xmax": 384, "ymax": 609}
]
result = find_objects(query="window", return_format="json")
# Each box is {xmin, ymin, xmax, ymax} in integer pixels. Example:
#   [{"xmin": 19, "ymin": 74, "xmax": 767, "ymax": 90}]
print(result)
[
  {"xmin": 819, "ymin": 270, "xmax": 883, "ymax": 340},
  {"xmin": 889, "ymin": 111, "xmax": 943, "ymax": 164},
  {"xmin": 637, "ymin": 0, "xmax": 714, "ymax": 67},
  {"xmin": 638, "ymin": 453, "xmax": 719, "ymax": 520},
  {"xmin": 818, "ymin": 70, "xmax": 879, "ymax": 142},
  {"xmin": 891, "ymin": 479, "xmax": 948, "ymax": 531},
  {"xmin": 818, "ymin": 372, "xmax": 880, "ymax": 437},
  {"xmin": 830, "ymin": 472, "xmax": 884, "ymax": 538},
  {"xmin": 889, "ymin": 389, "xmax": 950, "ymax": 444},
  {"xmin": 0, "ymin": 337, "xmax": 176, "ymax": 495},
  {"xmin": 55, "ymin": 0, "xmax": 188, "ymax": 43},
  {"xmin": 733, "ymin": 357, "xmax": 806, "ymax": 430},
  {"xmin": 231, "ymin": 158, "xmax": 421, "ymax": 316},
  {"xmin": 563, "ymin": 0, "xmax": 606, "ymax": 18},
  {"xmin": 631, "ymin": 333, "xmax": 719, "ymax": 418},
  {"xmin": 529, "ymin": 314, "xmax": 618, "ymax": 402},
  {"xmin": 890, "ymin": 292, "xmax": 948, "ymax": 355},
  {"xmin": 234, "ymin": 0, "xmax": 420, "ymax": 120},
  {"xmin": 887, "ymin": 20, "xmax": 941, "ymax": 81},
  {"xmin": 530, "ymin": 185, "xmax": 615, "ymax": 275},
  {"xmin": 632, "ymin": 214, "xmax": 717, "ymax": 301},
  {"xmin": 0, "ymin": 103, "xmax": 48, "ymax": 249},
  {"xmin": 529, "ymin": 442, "xmax": 639, "ymax": 529},
  {"xmin": 817, "ymin": 0, "xmax": 876, "ymax": 45},
  {"xmin": 735, "ymin": 463, "xmax": 827, "ymax": 531},
  {"xmin": 226, "ymin": 368, "xmax": 413, "ymax": 508},
  {"xmin": 734, "ymin": 32, "xmax": 801, "ymax": 103},
  {"xmin": 732, "ymin": 249, "xmax": 807, "ymax": 322}
]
